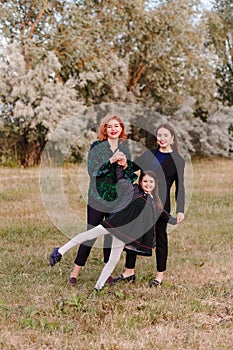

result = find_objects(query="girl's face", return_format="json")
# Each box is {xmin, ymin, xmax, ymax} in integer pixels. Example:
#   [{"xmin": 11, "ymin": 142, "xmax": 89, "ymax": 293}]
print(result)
[
  {"xmin": 157, "ymin": 127, "xmax": 174, "ymax": 151},
  {"xmin": 106, "ymin": 119, "xmax": 123, "ymax": 139},
  {"xmin": 140, "ymin": 175, "xmax": 156, "ymax": 194}
]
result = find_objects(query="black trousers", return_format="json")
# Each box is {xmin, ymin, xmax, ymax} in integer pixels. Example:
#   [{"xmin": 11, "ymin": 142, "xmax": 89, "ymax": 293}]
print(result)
[
  {"xmin": 125, "ymin": 217, "xmax": 168, "ymax": 272},
  {"xmin": 74, "ymin": 205, "xmax": 112, "ymax": 266}
]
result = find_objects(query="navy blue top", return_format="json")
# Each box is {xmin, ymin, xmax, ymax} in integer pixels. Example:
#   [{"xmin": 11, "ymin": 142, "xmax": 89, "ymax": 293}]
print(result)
[{"xmin": 151, "ymin": 150, "xmax": 169, "ymax": 171}]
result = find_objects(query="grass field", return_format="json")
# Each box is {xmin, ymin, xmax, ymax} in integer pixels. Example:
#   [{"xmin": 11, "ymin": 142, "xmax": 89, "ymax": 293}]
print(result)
[{"xmin": 0, "ymin": 158, "xmax": 232, "ymax": 350}]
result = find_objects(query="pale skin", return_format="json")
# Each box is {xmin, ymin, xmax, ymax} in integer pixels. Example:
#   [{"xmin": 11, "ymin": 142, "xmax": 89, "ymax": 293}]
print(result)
[
  {"xmin": 70, "ymin": 119, "xmax": 128, "ymax": 280},
  {"xmin": 122, "ymin": 126, "xmax": 184, "ymax": 283}
]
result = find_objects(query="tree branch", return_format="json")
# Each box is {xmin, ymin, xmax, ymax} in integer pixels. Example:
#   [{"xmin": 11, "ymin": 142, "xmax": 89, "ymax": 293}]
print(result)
[
  {"xmin": 28, "ymin": 0, "xmax": 48, "ymax": 40},
  {"xmin": 128, "ymin": 64, "xmax": 147, "ymax": 91}
]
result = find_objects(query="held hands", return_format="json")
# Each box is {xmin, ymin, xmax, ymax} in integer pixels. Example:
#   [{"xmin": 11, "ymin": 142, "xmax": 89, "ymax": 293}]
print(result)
[
  {"xmin": 110, "ymin": 150, "xmax": 128, "ymax": 169},
  {"xmin": 117, "ymin": 157, "xmax": 128, "ymax": 169}
]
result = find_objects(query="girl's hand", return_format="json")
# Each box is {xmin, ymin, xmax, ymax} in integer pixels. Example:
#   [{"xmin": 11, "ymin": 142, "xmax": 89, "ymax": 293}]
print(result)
[
  {"xmin": 177, "ymin": 212, "xmax": 185, "ymax": 223},
  {"xmin": 117, "ymin": 157, "xmax": 128, "ymax": 169}
]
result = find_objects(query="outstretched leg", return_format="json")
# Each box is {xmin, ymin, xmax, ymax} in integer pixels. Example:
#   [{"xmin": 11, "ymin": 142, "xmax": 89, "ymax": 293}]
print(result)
[
  {"xmin": 50, "ymin": 225, "xmax": 109, "ymax": 266},
  {"xmin": 94, "ymin": 235, "xmax": 124, "ymax": 290}
]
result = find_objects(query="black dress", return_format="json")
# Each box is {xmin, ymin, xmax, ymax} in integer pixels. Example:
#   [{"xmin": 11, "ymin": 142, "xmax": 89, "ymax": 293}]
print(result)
[
  {"xmin": 101, "ymin": 179, "xmax": 176, "ymax": 257},
  {"xmin": 101, "ymin": 185, "xmax": 156, "ymax": 256}
]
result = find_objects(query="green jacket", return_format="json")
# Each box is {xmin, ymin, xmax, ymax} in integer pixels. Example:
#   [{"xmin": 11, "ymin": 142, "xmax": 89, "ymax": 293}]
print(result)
[{"xmin": 87, "ymin": 140, "xmax": 137, "ymax": 210}]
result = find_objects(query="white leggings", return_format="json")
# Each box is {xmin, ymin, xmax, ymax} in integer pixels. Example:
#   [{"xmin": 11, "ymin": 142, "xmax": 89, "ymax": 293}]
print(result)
[{"xmin": 58, "ymin": 225, "xmax": 124, "ymax": 290}]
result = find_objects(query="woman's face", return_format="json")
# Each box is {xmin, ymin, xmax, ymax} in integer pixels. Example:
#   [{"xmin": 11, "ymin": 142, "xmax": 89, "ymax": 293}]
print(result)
[
  {"xmin": 106, "ymin": 119, "xmax": 123, "ymax": 140},
  {"xmin": 157, "ymin": 127, "xmax": 174, "ymax": 150},
  {"xmin": 140, "ymin": 175, "xmax": 156, "ymax": 194}
]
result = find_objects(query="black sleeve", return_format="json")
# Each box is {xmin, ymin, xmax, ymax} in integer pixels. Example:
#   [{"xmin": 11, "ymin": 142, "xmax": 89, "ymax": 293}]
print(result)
[
  {"xmin": 113, "ymin": 165, "xmax": 135, "ymax": 212},
  {"xmin": 133, "ymin": 149, "xmax": 156, "ymax": 172},
  {"xmin": 159, "ymin": 209, "xmax": 177, "ymax": 225},
  {"xmin": 174, "ymin": 157, "xmax": 185, "ymax": 213},
  {"xmin": 119, "ymin": 143, "xmax": 138, "ymax": 183}
]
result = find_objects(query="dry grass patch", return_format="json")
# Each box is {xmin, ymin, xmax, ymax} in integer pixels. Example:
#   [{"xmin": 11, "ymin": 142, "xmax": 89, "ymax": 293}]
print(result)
[{"xmin": 0, "ymin": 158, "xmax": 232, "ymax": 350}]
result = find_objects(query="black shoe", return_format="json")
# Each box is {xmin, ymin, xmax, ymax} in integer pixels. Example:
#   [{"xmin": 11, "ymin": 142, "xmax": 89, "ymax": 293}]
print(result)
[
  {"xmin": 50, "ymin": 247, "xmax": 62, "ymax": 266},
  {"xmin": 106, "ymin": 276, "xmax": 115, "ymax": 287},
  {"xmin": 94, "ymin": 286, "xmax": 105, "ymax": 292},
  {"xmin": 69, "ymin": 277, "xmax": 77, "ymax": 286},
  {"xmin": 113, "ymin": 274, "xmax": 136, "ymax": 283},
  {"xmin": 149, "ymin": 279, "xmax": 162, "ymax": 288}
]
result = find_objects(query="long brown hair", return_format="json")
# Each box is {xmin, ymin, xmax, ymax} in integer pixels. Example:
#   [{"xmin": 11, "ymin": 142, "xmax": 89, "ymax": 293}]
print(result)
[
  {"xmin": 155, "ymin": 123, "xmax": 179, "ymax": 153},
  {"xmin": 139, "ymin": 170, "xmax": 163, "ymax": 212},
  {"xmin": 98, "ymin": 115, "xmax": 127, "ymax": 141}
]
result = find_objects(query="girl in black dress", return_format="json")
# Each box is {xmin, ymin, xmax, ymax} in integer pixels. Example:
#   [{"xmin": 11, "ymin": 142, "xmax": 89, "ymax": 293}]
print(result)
[{"xmin": 50, "ymin": 170, "xmax": 177, "ymax": 290}]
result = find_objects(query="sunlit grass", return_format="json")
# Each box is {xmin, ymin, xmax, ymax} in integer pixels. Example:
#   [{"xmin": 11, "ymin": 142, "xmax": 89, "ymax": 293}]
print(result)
[{"xmin": 0, "ymin": 158, "xmax": 232, "ymax": 350}]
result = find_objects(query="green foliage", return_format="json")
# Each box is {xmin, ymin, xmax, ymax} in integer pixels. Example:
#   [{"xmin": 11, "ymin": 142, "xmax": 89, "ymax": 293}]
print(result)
[
  {"xmin": 0, "ymin": 45, "xmax": 87, "ymax": 166},
  {"xmin": 19, "ymin": 303, "xmax": 59, "ymax": 332},
  {"xmin": 1, "ymin": 0, "xmax": 217, "ymax": 109},
  {"xmin": 207, "ymin": 0, "xmax": 233, "ymax": 105},
  {"xmin": 0, "ymin": 0, "xmax": 67, "ymax": 67},
  {"xmin": 1, "ymin": 0, "xmax": 233, "ymax": 165}
]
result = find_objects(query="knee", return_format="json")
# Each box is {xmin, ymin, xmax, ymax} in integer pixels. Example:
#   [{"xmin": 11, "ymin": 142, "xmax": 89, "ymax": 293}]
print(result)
[{"xmin": 109, "ymin": 252, "xmax": 122, "ymax": 266}]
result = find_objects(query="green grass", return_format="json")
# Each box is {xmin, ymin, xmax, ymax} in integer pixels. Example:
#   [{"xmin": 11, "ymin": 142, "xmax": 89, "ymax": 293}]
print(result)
[{"xmin": 0, "ymin": 159, "xmax": 232, "ymax": 350}]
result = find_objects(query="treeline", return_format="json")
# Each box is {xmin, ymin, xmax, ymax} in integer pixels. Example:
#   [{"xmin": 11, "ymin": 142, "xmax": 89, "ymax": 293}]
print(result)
[{"xmin": 0, "ymin": 0, "xmax": 232, "ymax": 166}]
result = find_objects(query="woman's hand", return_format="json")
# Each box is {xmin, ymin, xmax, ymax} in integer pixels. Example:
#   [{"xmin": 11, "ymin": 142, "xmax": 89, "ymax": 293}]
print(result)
[
  {"xmin": 110, "ymin": 151, "xmax": 127, "ymax": 165},
  {"xmin": 176, "ymin": 212, "xmax": 185, "ymax": 223},
  {"xmin": 116, "ymin": 151, "xmax": 127, "ymax": 169}
]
